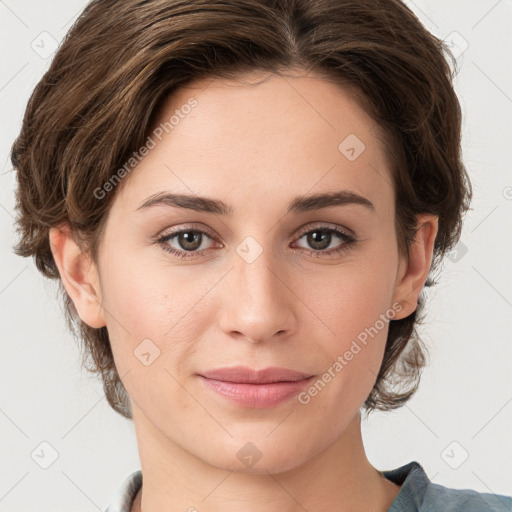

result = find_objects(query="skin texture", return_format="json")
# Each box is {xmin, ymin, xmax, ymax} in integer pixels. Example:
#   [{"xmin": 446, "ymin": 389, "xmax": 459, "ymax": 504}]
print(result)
[{"xmin": 49, "ymin": 69, "xmax": 438, "ymax": 512}]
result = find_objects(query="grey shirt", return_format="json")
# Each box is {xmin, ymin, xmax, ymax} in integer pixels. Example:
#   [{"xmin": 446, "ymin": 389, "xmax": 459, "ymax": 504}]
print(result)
[{"xmin": 104, "ymin": 461, "xmax": 512, "ymax": 511}]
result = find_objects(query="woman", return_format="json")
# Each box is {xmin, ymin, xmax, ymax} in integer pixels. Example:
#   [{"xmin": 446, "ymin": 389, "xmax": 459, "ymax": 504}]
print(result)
[{"xmin": 10, "ymin": 0, "xmax": 511, "ymax": 510}]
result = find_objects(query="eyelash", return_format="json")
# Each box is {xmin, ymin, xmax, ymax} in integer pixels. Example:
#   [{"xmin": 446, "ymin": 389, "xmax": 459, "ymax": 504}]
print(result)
[{"xmin": 155, "ymin": 224, "xmax": 357, "ymax": 260}]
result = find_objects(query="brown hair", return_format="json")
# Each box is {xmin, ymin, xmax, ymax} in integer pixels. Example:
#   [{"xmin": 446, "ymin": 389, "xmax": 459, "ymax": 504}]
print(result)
[{"xmin": 10, "ymin": 0, "xmax": 472, "ymax": 418}]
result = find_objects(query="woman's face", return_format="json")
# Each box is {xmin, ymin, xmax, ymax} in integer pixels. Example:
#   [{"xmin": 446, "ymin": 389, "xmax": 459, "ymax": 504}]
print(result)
[{"xmin": 82, "ymin": 70, "xmax": 430, "ymax": 473}]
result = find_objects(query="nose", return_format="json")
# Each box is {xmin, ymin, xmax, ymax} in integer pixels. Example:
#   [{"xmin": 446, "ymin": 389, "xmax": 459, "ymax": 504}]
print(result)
[{"xmin": 217, "ymin": 242, "xmax": 298, "ymax": 344}]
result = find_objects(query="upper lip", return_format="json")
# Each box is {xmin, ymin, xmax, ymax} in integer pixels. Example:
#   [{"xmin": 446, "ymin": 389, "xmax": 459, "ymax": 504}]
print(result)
[{"xmin": 198, "ymin": 366, "xmax": 314, "ymax": 384}]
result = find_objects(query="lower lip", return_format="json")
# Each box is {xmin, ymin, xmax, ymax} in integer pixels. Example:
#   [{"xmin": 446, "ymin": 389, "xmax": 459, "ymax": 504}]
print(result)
[{"xmin": 198, "ymin": 376, "xmax": 314, "ymax": 408}]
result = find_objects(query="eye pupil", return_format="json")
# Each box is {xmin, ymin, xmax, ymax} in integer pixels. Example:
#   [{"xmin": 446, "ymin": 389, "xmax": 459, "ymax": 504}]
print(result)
[
  {"xmin": 179, "ymin": 231, "xmax": 202, "ymax": 251},
  {"xmin": 307, "ymin": 230, "xmax": 331, "ymax": 250}
]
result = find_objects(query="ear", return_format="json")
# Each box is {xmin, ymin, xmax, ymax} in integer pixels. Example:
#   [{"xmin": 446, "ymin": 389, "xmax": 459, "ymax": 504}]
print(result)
[
  {"xmin": 49, "ymin": 224, "xmax": 106, "ymax": 329},
  {"xmin": 391, "ymin": 214, "xmax": 439, "ymax": 320}
]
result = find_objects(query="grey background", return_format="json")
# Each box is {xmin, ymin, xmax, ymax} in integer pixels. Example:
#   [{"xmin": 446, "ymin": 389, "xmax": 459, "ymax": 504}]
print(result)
[{"xmin": 1, "ymin": 0, "xmax": 511, "ymax": 510}]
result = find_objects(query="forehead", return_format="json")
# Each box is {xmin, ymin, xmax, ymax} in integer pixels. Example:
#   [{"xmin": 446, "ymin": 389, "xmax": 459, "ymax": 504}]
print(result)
[{"xmin": 115, "ymin": 70, "xmax": 394, "ymax": 216}]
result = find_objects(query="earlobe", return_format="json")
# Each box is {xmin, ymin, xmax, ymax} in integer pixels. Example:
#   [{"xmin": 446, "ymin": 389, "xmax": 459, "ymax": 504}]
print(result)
[
  {"xmin": 49, "ymin": 225, "xmax": 106, "ymax": 329},
  {"xmin": 391, "ymin": 214, "xmax": 439, "ymax": 319}
]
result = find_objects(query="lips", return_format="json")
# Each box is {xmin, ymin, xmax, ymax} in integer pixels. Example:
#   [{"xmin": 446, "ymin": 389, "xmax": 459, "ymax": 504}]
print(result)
[
  {"xmin": 197, "ymin": 366, "xmax": 315, "ymax": 408},
  {"xmin": 198, "ymin": 366, "xmax": 313, "ymax": 384}
]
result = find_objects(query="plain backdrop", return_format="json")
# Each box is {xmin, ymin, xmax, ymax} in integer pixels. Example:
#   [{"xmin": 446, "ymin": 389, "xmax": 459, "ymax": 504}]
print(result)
[{"xmin": 1, "ymin": 1, "xmax": 511, "ymax": 510}]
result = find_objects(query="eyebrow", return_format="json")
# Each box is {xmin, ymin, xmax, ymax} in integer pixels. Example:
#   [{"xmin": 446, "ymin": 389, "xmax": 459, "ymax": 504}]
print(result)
[{"xmin": 135, "ymin": 190, "xmax": 375, "ymax": 215}]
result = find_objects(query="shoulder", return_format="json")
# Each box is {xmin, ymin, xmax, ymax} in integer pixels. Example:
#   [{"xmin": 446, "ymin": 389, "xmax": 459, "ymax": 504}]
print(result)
[
  {"xmin": 383, "ymin": 461, "xmax": 512, "ymax": 512},
  {"xmin": 423, "ymin": 481, "xmax": 512, "ymax": 512}
]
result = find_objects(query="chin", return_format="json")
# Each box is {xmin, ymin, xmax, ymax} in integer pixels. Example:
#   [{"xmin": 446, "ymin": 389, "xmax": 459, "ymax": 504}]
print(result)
[{"xmin": 196, "ymin": 435, "xmax": 318, "ymax": 476}]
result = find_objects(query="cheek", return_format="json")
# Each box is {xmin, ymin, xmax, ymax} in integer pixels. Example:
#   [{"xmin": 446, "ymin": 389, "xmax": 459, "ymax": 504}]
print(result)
[
  {"xmin": 99, "ymin": 261, "xmax": 206, "ymax": 415},
  {"xmin": 303, "ymin": 255, "xmax": 396, "ymax": 343},
  {"xmin": 98, "ymin": 249, "xmax": 218, "ymax": 378},
  {"xmin": 298, "ymin": 287, "xmax": 391, "ymax": 422},
  {"xmin": 299, "ymin": 252, "xmax": 397, "ymax": 402},
  {"xmin": 100, "ymin": 244, "xmax": 203, "ymax": 332}
]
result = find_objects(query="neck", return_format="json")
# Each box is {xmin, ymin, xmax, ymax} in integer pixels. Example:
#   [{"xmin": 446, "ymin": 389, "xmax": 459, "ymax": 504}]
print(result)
[{"xmin": 129, "ymin": 407, "xmax": 400, "ymax": 512}]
